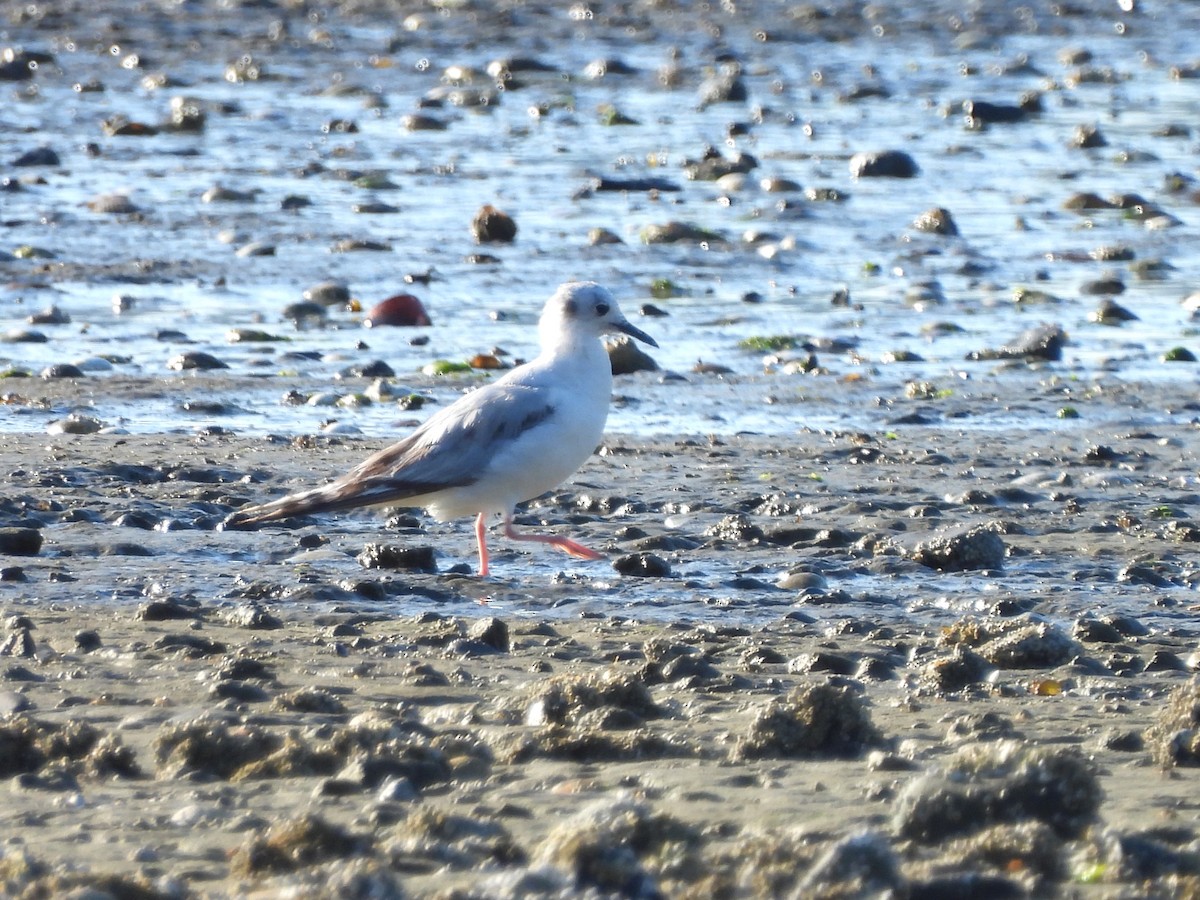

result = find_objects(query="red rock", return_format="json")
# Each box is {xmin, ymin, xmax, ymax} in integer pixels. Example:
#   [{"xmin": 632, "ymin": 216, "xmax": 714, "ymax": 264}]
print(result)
[{"xmin": 363, "ymin": 294, "xmax": 432, "ymax": 328}]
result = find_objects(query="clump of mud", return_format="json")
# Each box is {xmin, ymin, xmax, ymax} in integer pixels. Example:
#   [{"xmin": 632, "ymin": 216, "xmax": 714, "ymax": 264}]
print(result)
[
  {"xmin": 893, "ymin": 740, "xmax": 1103, "ymax": 842},
  {"xmin": 154, "ymin": 710, "xmax": 458, "ymax": 789},
  {"xmin": 523, "ymin": 668, "xmax": 660, "ymax": 727},
  {"xmin": 230, "ymin": 813, "xmax": 366, "ymax": 876},
  {"xmin": 1146, "ymin": 681, "xmax": 1200, "ymax": 768},
  {"xmin": 733, "ymin": 681, "xmax": 884, "ymax": 760},
  {"xmin": 386, "ymin": 805, "xmax": 523, "ymax": 870},
  {"xmin": 498, "ymin": 668, "xmax": 685, "ymax": 763},
  {"xmin": 0, "ymin": 717, "xmax": 139, "ymax": 778},
  {"xmin": 939, "ymin": 615, "xmax": 1079, "ymax": 668},
  {"xmin": 535, "ymin": 796, "xmax": 701, "ymax": 897}
]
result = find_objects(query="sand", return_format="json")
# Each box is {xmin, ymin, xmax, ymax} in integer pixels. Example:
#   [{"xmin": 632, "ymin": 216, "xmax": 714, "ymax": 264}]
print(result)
[{"xmin": 1, "ymin": 399, "xmax": 1199, "ymax": 897}]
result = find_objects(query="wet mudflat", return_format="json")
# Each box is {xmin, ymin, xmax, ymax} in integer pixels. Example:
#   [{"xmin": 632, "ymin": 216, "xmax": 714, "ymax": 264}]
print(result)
[
  {"xmin": 0, "ymin": 414, "xmax": 1198, "ymax": 897},
  {"xmin": 3, "ymin": 0, "xmax": 1200, "ymax": 896}
]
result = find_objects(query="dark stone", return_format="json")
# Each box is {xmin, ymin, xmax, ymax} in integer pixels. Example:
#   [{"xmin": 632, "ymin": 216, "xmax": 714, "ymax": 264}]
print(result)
[
  {"xmin": 339, "ymin": 360, "xmax": 395, "ymax": 379},
  {"xmin": 0, "ymin": 629, "xmax": 36, "ymax": 658},
  {"xmin": 1073, "ymin": 617, "xmax": 1124, "ymax": 643},
  {"xmin": 211, "ymin": 680, "xmax": 270, "ymax": 703},
  {"xmin": 356, "ymin": 543, "xmax": 437, "ymax": 572},
  {"xmin": 968, "ymin": 323, "xmax": 1068, "ymax": 362},
  {"xmin": 911, "ymin": 525, "xmax": 1005, "ymax": 571},
  {"xmin": 471, "ymin": 204, "xmax": 517, "ymax": 243},
  {"xmin": 74, "ymin": 630, "xmax": 102, "ymax": 652},
  {"xmin": 467, "ymin": 616, "xmax": 510, "ymax": 652},
  {"xmin": 154, "ymin": 633, "xmax": 227, "ymax": 657},
  {"xmin": 612, "ymin": 552, "xmax": 672, "ymax": 578},
  {"xmin": 137, "ymin": 599, "xmax": 200, "ymax": 621},
  {"xmin": 850, "ymin": 149, "xmax": 919, "ymax": 178},
  {"xmin": 0, "ymin": 527, "xmax": 42, "ymax": 556}
]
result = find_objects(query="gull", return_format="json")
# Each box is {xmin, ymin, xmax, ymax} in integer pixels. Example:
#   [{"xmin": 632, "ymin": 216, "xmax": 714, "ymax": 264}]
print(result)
[{"xmin": 224, "ymin": 281, "xmax": 658, "ymax": 576}]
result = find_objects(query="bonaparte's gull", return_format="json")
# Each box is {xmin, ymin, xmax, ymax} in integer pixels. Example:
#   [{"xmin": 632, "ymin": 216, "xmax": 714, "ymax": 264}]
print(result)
[{"xmin": 224, "ymin": 281, "xmax": 658, "ymax": 576}]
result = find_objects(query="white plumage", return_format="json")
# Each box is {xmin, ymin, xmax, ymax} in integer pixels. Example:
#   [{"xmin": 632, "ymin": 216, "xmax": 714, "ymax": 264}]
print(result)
[{"xmin": 224, "ymin": 281, "xmax": 657, "ymax": 576}]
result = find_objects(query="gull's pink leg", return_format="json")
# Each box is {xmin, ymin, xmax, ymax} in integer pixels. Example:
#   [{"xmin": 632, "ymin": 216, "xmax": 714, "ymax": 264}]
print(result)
[
  {"xmin": 475, "ymin": 512, "xmax": 491, "ymax": 577},
  {"xmin": 502, "ymin": 515, "xmax": 606, "ymax": 562}
]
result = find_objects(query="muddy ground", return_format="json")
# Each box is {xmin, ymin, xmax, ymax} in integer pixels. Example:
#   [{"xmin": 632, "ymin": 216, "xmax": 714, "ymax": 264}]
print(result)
[{"xmin": 1, "ymin": 384, "xmax": 1199, "ymax": 897}]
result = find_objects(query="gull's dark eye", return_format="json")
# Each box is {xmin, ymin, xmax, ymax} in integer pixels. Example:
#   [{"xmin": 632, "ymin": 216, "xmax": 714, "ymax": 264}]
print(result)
[{"xmin": 595, "ymin": 302, "xmax": 610, "ymax": 317}]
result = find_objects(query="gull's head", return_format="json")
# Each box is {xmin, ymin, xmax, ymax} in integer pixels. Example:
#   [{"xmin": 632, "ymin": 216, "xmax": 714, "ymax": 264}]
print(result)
[{"xmin": 539, "ymin": 281, "xmax": 659, "ymax": 350}]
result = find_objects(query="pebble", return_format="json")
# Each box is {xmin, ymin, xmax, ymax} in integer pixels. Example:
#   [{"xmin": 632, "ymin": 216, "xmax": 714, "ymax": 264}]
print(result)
[
  {"xmin": 86, "ymin": 193, "xmax": 139, "ymax": 214},
  {"xmin": 12, "ymin": 145, "xmax": 59, "ymax": 166},
  {"xmin": 363, "ymin": 293, "xmax": 432, "ymax": 327},
  {"xmin": 912, "ymin": 207, "xmax": 959, "ymax": 236},
  {"xmin": 910, "ymin": 525, "xmax": 1005, "ymax": 571},
  {"xmin": 356, "ymin": 543, "xmax": 437, "ymax": 572},
  {"xmin": 303, "ymin": 281, "xmax": 352, "ymax": 306},
  {"xmin": 167, "ymin": 351, "xmax": 229, "ymax": 371},
  {"xmin": 46, "ymin": 413, "xmax": 104, "ymax": 435},
  {"xmin": 612, "ymin": 552, "xmax": 672, "ymax": 577},
  {"xmin": 606, "ymin": 335, "xmax": 658, "ymax": 375},
  {"xmin": 471, "ymin": 204, "xmax": 517, "ymax": 243},
  {"xmin": 0, "ymin": 527, "xmax": 42, "ymax": 556},
  {"xmin": 849, "ymin": 150, "xmax": 919, "ymax": 178}
]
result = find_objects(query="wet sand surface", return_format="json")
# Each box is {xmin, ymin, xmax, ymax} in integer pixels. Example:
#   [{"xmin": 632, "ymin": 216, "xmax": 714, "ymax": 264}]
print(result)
[
  {"xmin": 4, "ymin": 0, "xmax": 1200, "ymax": 896},
  {"xmin": 1, "ymin": 397, "xmax": 1199, "ymax": 897}
]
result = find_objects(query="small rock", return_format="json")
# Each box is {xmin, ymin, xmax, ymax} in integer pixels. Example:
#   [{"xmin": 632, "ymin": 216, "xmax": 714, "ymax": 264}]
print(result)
[
  {"xmin": 911, "ymin": 525, "xmax": 1005, "ymax": 571},
  {"xmin": 1146, "ymin": 683, "xmax": 1200, "ymax": 768},
  {"xmin": 923, "ymin": 646, "xmax": 993, "ymax": 692},
  {"xmin": 74, "ymin": 630, "xmax": 102, "ymax": 651},
  {"xmin": 798, "ymin": 831, "xmax": 903, "ymax": 896},
  {"xmin": 304, "ymin": 281, "xmax": 352, "ymax": 306},
  {"xmin": 41, "ymin": 363, "xmax": 85, "ymax": 379},
  {"xmin": 612, "ymin": 553, "xmax": 672, "ymax": 577},
  {"xmin": 697, "ymin": 70, "xmax": 748, "ymax": 108},
  {"xmin": 894, "ymin": 742, "xmax": 1101, "ymax": 841},
  {"xmin": 0, "ymin": 690, "xmax": 33, "ymax": 715},
  {"xmin": 136, "ymin": 599, "xmax": 199, "ymax": 621},
  {"xmin": 606, "ymin": 335, "xmax": 658, "ymax": 376},
  {"xmin": 471, "ymin": 204, "xmax": 517, "ymax": 243},
  {"xmin": 968, "ymin": 323, "xmax": 1067, "ymax": 361},
  {"xmin": 1090, "ymin": 298, "xmax": 1137, "ymax": 324},
  {"xmin": 13, "ymin": 146, "xmax": 60, "ymax": 167},
  {"xmin": 1071, "ymin": 123, "xmax": 1107, "ymax": 148},
  {"xmin": 912, "ymin": 207, "xmax": 958, "ymax": 236},
  {"xmin": 168, "ymin": 351, "xmax": 229, "ymax": 371},
  {"xmin": 363, "ymin": 294, "xmax": 432, "ymax": 327},
  {"xmin": 26, "ymin": 305, "xmax": 70, "ymax": 325},
  {"xmin": 356, "ymin": 543, "xmax": 437, "ymax": 572},
  {"xmin": 1100, "ymin": 729, "xmax": 1144, "ymax": 752},
  {"xmin": 0, "ymin": 527, "xmax": 42, "ymax": 556},
  {"xmin": 225, "ymin": 602, "xmax": 283, "ymax": 630},
  {"xmin": 979, "ymin": 621, "xmax": 1077, "ymax": 669},
  {"xmin": 849, "ymin": 150, "xmax": 919, "ymax": 178},
  {"xmin": 0, "ymin": 628, "xmax": 36, "ymax": 658},
  {"xmin": 467, "ymin": 617, "xmax": 510, "ymax": 652}
]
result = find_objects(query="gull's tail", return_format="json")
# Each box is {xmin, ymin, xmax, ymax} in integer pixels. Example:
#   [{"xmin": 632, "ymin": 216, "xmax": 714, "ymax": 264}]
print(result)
[
  {"xmin": 221, "ymin": 474, "xmax": 422, "ymax": 530},
  {"xmin": 223, "ymin": 481, "xmax": 362, "ymax": 529}
]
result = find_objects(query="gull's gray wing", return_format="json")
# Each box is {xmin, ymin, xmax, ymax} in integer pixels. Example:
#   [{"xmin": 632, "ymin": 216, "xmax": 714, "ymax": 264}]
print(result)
[
  {"xmin": 225, "ymin": 381, "xmax": 554, "ymax": 525},
  {"xmin": 345, "ymin": 381, "xmax": 555, "ymax": 495}
]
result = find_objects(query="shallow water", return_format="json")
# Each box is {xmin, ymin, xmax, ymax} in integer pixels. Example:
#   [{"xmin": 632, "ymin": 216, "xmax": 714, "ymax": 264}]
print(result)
[{"xmin": 3, "ymin": 0, "xmax": 1199, "ymax": 438}]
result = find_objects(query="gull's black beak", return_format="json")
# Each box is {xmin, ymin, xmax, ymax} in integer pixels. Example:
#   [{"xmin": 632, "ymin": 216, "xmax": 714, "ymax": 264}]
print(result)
[{"xmin": 613, "ymin": 318, "xmax": 659, "ymax": 348}]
